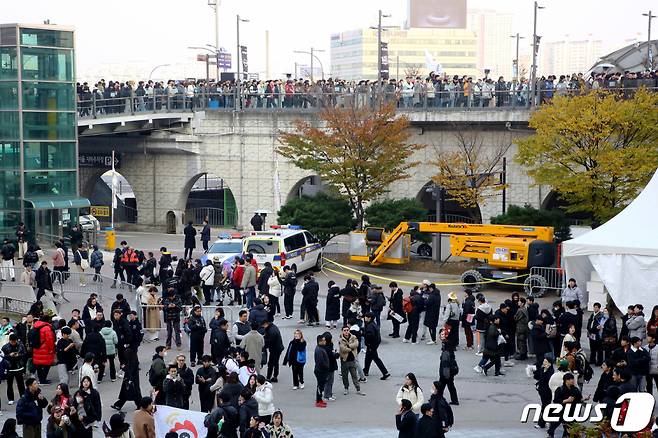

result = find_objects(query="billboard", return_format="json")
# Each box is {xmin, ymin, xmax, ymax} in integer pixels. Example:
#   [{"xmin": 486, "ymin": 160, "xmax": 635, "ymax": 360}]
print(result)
[{"xmin": 408, "ymin": 0, "xmax": 467, "ymax": 29}]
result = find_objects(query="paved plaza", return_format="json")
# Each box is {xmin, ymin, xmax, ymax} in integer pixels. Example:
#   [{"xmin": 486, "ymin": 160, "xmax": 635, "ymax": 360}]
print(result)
[{"xmin": 0, "ymin": 231, "xmax": 567, "ymax": 436}]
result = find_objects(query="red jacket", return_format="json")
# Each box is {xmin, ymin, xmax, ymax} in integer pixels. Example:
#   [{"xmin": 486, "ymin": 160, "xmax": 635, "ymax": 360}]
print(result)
[
  {"xmin": 232, "ymin": 265, "xmax": 244, "ymax": 289},
  {"xmin": 31, "ymin": 320, "xmax": 56, "ymax": 366}
]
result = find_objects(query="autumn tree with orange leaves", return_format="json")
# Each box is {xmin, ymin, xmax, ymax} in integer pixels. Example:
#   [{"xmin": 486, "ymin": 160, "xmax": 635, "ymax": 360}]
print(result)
[{"xmin": 278, "ymin": 103, "xmax": 425, "ymax": 229}]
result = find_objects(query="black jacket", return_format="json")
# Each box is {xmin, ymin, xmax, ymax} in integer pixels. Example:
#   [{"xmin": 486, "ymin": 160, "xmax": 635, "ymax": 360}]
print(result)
[
  {"xmin": 257, "ymin": 266, "xmax": 273, "ymax": 294},
  {"xmin": 301, "ymin": 279, "xmax": 319, "ymax": 306},
  {"xmin": 2, "ymin": 341, "xmax": 26, "ymax": 370},
  {"xmin": 264, "ymin": 323, "xmax": 284, "ymax": 354},
  {"xmin": 325, "ymin": 285, "xmax": 342, "ymax": 321},
  {"xmin": 36, "ymin": 266, "xmax": 53, "ymax": 291},
  {"xmin": 179, "ymin": 365, "xmax": 194, "ymax": 397},
  {"xmin": 396, "ymin": 411, "xmax": 418, "ymax": 438},
  {"xmin": 593, "ymin": 370, "xmax": 614, "ymax": 403},
  {"xmin": 163, "ymin": 376, "xmax": 186, "ymax": 408},
  {"xmin": 283, "ymin": 338, "xmax": 306, "ymax": 367},
  {"xmin": 201, "ymin": 224, "xmax": 211, "ymax": 242},
  {"xmin": 530, "ymin": 322, "xmax": 551, "ymax": 359},
  {"xmin": 16, "ymin": 389, "xmax": 48, "ymax": 426},
  {"xmin": 534, "ymin": 365, "xmax": 554, "ymax": 403},
  {"xmin": 415, "ymin": 415, "xmax": 440, "ymax": 438},
  {"xmin": 196, "ymin": 365, "xmax": 217, "ymax": 398},
  {"xmin": 187, "ymin": 313, "xmax": 207, "ymax": 338},
  {"xmin": 112, "ymin": 317, "xmax": 133, "ymax": 347},
  {"xmin": 363, "ymin": 320, "xmax": 381, "ymax": 349},
  {"xmin": 80, "ymin": 331, "xmax": 107, "ymax": 362},
  {"xmin": 424, "ymin": 292, "xmax": 441, "ymax": 328},
  {"xmin": 183, "ymin": 224, "xmax": 197, "ymax": 249},
  {"xmin": 210, "ymin": 328, "xmax": 230, "ymax": 362},
  {"xmin": 627, "ymin": 347, "xmax": 651, "ymax": 376}
]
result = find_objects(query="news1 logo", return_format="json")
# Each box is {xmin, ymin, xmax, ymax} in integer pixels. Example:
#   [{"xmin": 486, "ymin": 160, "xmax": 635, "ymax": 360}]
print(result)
[{"xmin": 520, "ymin": 393, "xmax": 655, "ymax": 432}]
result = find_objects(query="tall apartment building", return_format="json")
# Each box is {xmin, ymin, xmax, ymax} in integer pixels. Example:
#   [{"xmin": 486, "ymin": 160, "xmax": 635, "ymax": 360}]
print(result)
[
  {"xmin": 330, "ymin": 27, "xmax": 478, "ymax": 80},
  {"xmin": 539, "ymin": 38, "xmax": 603, "ymax": 75},
  {"xmin": 467, "ymin": 9, "xmax": 515, "ymax": 79}
]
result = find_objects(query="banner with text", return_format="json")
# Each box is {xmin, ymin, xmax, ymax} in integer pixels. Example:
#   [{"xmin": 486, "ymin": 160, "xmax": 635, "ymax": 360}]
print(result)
[
  {"xmin": 154, "ymin": 405, "xmax": 207, "ymax": 438},
  {"xmin": 380, "ymin": 42, "xmax": 389, "ymax": 80},
  {"xmin": 240, "ymin": 45, "xmax": 248, "ymax": 75}
]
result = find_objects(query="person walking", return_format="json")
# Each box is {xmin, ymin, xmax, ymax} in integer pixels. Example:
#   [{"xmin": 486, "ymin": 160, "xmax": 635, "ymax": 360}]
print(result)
[
  {"xmin": 438, "ymin": 339, "xmax": 459, "ymax": 405},
  {"xmin": 200, "ymin": 260, "xmax": 216, "ymax": 305},
  {"xmin": 533, "ymin": 352, "xmax": 555, "ymax": 430},
  {"xmin": 428, "ymin": 381, "xmax": 454, "ymax": 438},
  {"xmin": 31, "ymin": 314, "xmax": 56, "ymax": 384},
  {"xmin": 362, "ymin": 312, "xmax": 391, "ymax": 380},
  {"xmin": 89, "ymin": 245, "xmax": 104, "ymax": 281},
  {"xmin": 262, "ymin": 320, "xmax": 284, "ymax": 382},
  {"xmin": 514, "ymin": 297, "xmax": 529, "ymax": 360},
  {"xmin": 440, "ymin": 292, "xmax": 461, "ymax": 348},
  {"xmin": 283, "ymin": 329, "xmax": 306, "ymax": 390},
  {"xmin": 2, "ymin": 334, "xmax": 26, "ymax": 405},
  {"xmin": 313, "ymin": 335, "xmax": 329, "ymax": 408},
  {"xmin": 147, "ymin": 346, "xmax": 167, "ymax": 404},
  {"xmin": 474, "ymin": 294, "xmax": 492, "ymax": 355},
  {"xmin": 0, "ymin": 239, "xmax": 16, "ymax": 282},
  {"xmin": 99, "ymin": 320, "xmax": 118, "ymax": 382},
  {"xmin": 395, "ymin": 373, "xmax": 425, "ymax": 414},
  {"xmin": 474, "ymin": 314, "xmax": 505, "ymax": 376},
  {"xmin": 338, "ymin": 325, "xmax": 365, "ymax": 396},
  {"xmin": 183, "ymin": 221, "xmax": 197, "ymax": 259},
  {"xmin": 325, "ymin": 281, "xmax": 341, "ymax": 329},
  {"xmin": 200, "ymin": 220, "xmax": 211, "ymax": 252},
  {"xmin": 15, "ymin": 378, "xmax": 48, "ymax": 438},
  {"xmin": 111, "ymin": 346, "xmax": 142, "ymax": 411}
]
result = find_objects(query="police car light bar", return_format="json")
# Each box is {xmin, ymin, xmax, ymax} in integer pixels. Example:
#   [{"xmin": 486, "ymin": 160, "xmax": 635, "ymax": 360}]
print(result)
[{"xmin": 269, "ymin": 224, "xmax": 301, "ymax": 230}]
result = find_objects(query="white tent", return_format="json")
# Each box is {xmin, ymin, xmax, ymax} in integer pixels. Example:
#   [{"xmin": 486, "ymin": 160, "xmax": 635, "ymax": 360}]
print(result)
[{"xmin": 563, "ymin": 170, "xmax": 658, "ymax": 314}]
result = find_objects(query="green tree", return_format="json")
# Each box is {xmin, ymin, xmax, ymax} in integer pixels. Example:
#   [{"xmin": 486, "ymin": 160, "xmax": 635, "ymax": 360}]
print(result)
[
  {"xmin": 277, "ymin": 103, "xmax": 426, "ymax": 229},
  {"xmin": 515, "ymin": 89, "xmax": 658, "ymax": 225},
  {"xmin": 365, "ymin": 198, "xmax": 428, "ymax": 229},
  {"xmin": 490, "ymin": 204, "xmax": 572, "ymax": 242},
  {"xmin": 277, "ymin": 193, "xmax": 356, "ymax": 245},
  {"xmin": 365, "ymin": 198, "xmax": 429, "ymax": 242}
]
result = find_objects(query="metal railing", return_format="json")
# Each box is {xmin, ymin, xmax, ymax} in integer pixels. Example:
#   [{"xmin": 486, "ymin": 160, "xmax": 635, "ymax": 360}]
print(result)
[
  {"xmin": 35, "ymin": 231, "xmax": 99, "ymax": 250},
  {"xmin": 426, "ymin": 214, "xmax": 480, "ymax": 224},
  {"xmin": 525, "ymin": 266, "xmax": 565, "ymax": 298},
  {"xmin": 50, "ymin": 270, "xmax": 135, "ymax": 301},
  {"xmin": 77, "ymin": 86, "xmax": 658, "ymax": 119},
  {"xmin": 0, "ymin": 295, "xmax": 36, "ymax": 316},
  {"xmin": 135, "ymin": 303, "xmax": 242, "ymax": 331},
  {"xmin": 185, "ymin": 207, "xmax": 237, "ymax": 227}
]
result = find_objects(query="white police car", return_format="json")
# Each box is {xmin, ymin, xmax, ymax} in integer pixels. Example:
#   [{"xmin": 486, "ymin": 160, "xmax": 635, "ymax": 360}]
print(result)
[
  {"xmin": 201, "ymin": 233, "xmax": 244, "ymax": 265},
  {"xmin": 243, "ymin": 225, "xmax": 322, "ymax": 273}
]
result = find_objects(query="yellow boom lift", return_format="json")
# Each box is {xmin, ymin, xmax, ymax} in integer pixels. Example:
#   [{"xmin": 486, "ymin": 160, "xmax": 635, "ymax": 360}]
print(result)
[{"xmin": 349, "ymin": 222, "xmax": 555, "ymax": 291}]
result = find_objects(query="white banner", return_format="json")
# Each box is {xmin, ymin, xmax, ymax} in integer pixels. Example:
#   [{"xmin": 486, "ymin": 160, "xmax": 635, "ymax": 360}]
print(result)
[{"xmin": 154, "ymin": 405, "xmax": 208, "ymax": 438}]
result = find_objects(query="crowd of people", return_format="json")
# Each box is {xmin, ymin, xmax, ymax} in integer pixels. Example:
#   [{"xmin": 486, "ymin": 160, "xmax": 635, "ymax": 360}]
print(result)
[
  {"xmin": 76, "ymin": 68, "xmax": 658, "ymax": 116},
  {"xmin": 5, "ymin": 218, "xmax": 658, "ymax": 437}
]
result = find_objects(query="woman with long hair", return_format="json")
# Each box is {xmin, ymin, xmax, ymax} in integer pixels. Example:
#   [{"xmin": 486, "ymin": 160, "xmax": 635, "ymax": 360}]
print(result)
[
  {"xmin": 283, "ymin": 329, "xmax": 307, "ymax": 390},
  {"xmin": 72, "ymin": 376, "xmax": 102, "ymax": 438},
  {"xmin": 0, "ymin": 418, "xmax": 18, "ymax": 438},
  {"xmin": 395, "ymin": 372, "xmax": 424, "ymax": 414},
  {"xmin": 647, "ymin": 305, "xmax": 658, "ymax": 338},
  {"xmin": 48, "ymin": 383, "xmax": 71, "ymax": 414}
]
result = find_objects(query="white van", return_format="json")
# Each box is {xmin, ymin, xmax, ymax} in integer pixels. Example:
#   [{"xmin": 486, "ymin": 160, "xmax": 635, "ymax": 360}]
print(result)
[{"xmin": 243, "ymin": 225, "xmax": 323, "ymax": 273}]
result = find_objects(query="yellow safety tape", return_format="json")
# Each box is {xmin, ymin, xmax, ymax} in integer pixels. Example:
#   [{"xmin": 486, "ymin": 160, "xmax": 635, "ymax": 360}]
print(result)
[{"xmin": 321, "ymin": 257, "xmax": 529, "ymax": 287}]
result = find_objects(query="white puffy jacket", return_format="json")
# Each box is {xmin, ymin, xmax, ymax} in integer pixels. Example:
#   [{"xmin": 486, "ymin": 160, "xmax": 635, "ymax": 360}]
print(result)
[
  {"xmin": 254, "ymin": 382, "xmax": 276, "ymax": 416},
  {"xmin": 268, "ymin": 275, "xmax": 282, "ymax": 297},
  {"xmin": 200, "ymin": 264, "xmax": 215, "ymax": 286}
]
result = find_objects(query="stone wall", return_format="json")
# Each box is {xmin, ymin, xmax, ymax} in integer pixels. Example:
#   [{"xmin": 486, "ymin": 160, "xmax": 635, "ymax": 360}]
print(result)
[{"xmin": 79, "ymin": 110, "xmax": 546, "ymax": 230}]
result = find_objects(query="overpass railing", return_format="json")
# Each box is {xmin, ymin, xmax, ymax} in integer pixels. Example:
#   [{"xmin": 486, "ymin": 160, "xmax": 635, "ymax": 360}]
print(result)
[{"xmin": 77, "ymin": 86, "xmax": 658, "ymax": 119}]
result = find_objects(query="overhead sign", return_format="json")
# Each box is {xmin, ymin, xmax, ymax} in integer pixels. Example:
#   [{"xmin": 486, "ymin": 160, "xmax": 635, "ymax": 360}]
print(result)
[
  {"xmin": 196, "ymin": 54, "xmax": 208, "ymax": 62},
  {"xmin": 380, "ymin": 42, "xmax": 389, "ymax": 80},
  {"xmin": 79, "ymin": 153, "xmax": 120, "ymax": 169},
  {"xmin": 90, "ymin": 206, "xmax": 110, "ymax": 217},
  {"xmin": 240, "ymin": 45, "xmax": 248, "ymax": 74},
  {"xmin": 217, "ymin": 51, "xmax": 232, "ymax": 70}
]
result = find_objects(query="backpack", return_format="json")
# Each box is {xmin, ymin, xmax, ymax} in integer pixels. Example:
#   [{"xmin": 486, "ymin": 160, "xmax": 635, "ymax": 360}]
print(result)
[
  {"xmin": 402, "ymin": 297, "xmax": 414, "ymax": 314},
  {"xmin": 28, "ymin": 326, "xmax": 41, "ymax": 349},
  {"xmin": 576, "ymin": 351, "xmax": 594, "ymax": 382}
]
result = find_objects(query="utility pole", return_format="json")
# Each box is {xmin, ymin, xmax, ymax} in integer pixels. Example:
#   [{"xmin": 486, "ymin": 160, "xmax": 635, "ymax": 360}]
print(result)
[
  {"xmin": 310, "ymin": 47, "xmax": 314, "ymax": 83},
  {"xmin": 510, "ymin": 33, "xmax": 525, "ymax": 82},
  {"xmin": 377, "ymin": 10, "xmax": 383, "ymax": 83},
  {"xmin": 530, "ymin": 1, "xmax": 544, "ymax": 106},
  {"xmin": 643, "ymin": 10, "xmax": 656, "ymax": 69},
  {"xmin": 236, "ymin": 15, "xmax": 249, "ymax": 107}
]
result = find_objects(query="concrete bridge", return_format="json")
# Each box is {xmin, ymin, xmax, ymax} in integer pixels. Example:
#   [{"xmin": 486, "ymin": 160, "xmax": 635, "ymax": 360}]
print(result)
[{"xmin": 78, "ymin": 107, "xmax": 546, "ymax": 232}]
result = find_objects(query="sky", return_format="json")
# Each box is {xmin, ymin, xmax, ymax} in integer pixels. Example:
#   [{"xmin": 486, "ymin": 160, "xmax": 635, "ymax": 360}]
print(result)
[{"xmin": 5, "ymin": 0, "xmax": 655, "ymax": 81}]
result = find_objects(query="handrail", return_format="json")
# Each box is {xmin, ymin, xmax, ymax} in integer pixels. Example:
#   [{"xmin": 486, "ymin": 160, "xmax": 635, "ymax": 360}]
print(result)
[{"xmin": 76, "ymin": 86, "xmax": 658, "ymax": 119}]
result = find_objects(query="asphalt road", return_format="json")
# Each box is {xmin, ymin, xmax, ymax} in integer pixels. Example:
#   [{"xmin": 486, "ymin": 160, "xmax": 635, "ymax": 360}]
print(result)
[{"xmin": 2, "ymin": 231, "xmax": 583, "ymax": 437}]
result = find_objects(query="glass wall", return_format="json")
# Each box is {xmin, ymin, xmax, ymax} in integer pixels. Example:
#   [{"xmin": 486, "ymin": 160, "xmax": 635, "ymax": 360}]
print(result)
[{"xmin": 0, "ymin": 24, "xmax": 79, "ymax": 241}]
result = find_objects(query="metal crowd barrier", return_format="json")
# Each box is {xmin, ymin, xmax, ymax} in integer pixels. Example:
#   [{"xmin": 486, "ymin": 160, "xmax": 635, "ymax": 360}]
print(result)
[
  {"xmin": 50, "ymin": 270, "xmax": 135, "ymax": 303},
  {"xmin": 525, "ymin": 266, "xmax": 566, "ymax": 298}
]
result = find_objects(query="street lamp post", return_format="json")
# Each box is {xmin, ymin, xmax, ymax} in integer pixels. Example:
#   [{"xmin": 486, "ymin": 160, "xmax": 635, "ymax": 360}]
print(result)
[
  {"xmin": 293, "ymin": 48, "xmax": 325, "ymax": 82},
  {"xmin": 510, "ymin": 33, "xmax": 525, "ymax": 82},
  {"xmin": 148, "ymin": 64, "xmax": 171, "ymax": 81},
  {"xmin": 530, "ymin": 1, "xmax": 545, "ymax": 106},
  {"xmin": 643, "ymin": 10, "xmax": 656, "ymax": 69},
  {"xmin": 236, "ymin": 14, "xmax": 249, "ymax": 108},
  {"xmin": 208, "ymin": 0, "xmax": 222, "ymax": 81}
]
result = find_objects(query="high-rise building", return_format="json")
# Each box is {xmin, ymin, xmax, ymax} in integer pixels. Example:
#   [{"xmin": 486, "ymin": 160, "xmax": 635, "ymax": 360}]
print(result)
[
  {"xmin": 0, "ymin": 23, "xmax": 87, "ymax": 241},
  {"xmin": 467, "ymin": 9, "xmax": 515, "ymax": 79},
  {"xmin": 330, "ymin": 27, "xmax": 478, "ymax": 80},
  {"xmin": 539, "ymin": 38, "xmax": 603, "ymax": 75}
]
